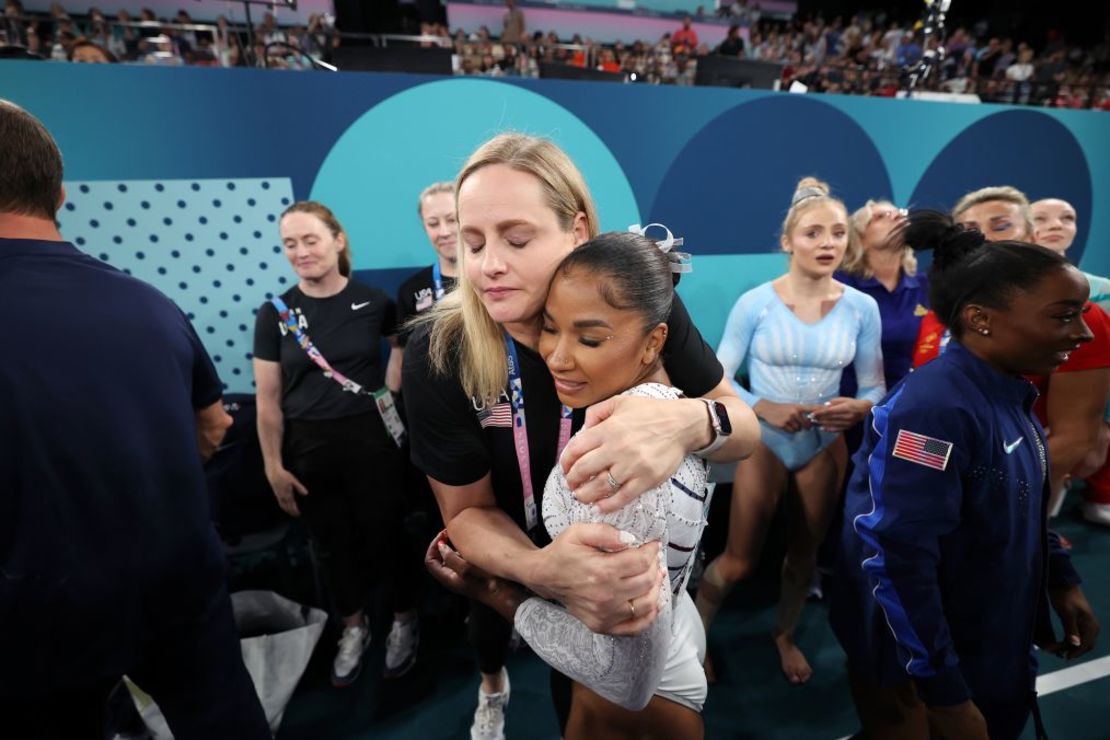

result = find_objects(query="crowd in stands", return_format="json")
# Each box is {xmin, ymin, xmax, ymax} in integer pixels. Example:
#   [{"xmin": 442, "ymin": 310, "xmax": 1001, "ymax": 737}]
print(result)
[
  {"xmin": 765, "ymin": 16, "xmax": 1110, "ymax": 108},
  {"xmin": 2, "ymin": 0, "xmax": 1109, "ymax": 108},
  {"xmin": 448, "ymin": 9, "xmax": 1110, "ymax": 108},
  {"xmin": 0, "ymin": 0, "xmax": 337, "ymax": 67}
]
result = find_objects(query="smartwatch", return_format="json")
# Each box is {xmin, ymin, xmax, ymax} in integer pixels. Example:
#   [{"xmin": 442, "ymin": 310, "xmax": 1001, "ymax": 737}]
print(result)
[{"xmin": 693, "ymin": 398, "xmax": 732, "ymax": 457}]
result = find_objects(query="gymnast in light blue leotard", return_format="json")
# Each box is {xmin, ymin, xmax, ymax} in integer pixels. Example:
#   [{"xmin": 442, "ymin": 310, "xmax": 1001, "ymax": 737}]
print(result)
[
  {"xmin": 694, "ymin": 177, "xmax": 886, "ymax": 687},
  {"xmin": 718, "ymin": 280, "xmax": 885, "ymax": 470}
]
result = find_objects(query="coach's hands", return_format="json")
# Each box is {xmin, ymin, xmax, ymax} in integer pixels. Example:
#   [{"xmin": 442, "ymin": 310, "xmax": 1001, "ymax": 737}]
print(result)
[
  {"xmin": 561, "ymin": 395, "xmax": 695, "ymax": 513},
  {"xmin": 526, "ymin": 523, "xmax": 665, "ymax": 636},
  {"xmin": 425, "ymin": 530, "xmax": 529, "ymax": 623}
]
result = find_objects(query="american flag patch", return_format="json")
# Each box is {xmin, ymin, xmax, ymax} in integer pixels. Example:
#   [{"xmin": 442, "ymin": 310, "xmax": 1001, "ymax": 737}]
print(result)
[
  {"xmin": 477, "ymin": 402, "xmax": 512, "ymax": 429},
  {"xmin": 892, "ymin": 429, "xmax": 953, "ymax": 471}
]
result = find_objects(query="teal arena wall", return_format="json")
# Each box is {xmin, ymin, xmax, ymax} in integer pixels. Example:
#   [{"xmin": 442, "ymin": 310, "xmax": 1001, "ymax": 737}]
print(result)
[{"xmin": 3, "ymin": 61, "xmax": 1107, "ymax": 392}]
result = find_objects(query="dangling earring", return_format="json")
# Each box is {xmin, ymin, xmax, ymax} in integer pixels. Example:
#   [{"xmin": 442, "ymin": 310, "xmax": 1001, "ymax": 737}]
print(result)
[{"xmin": 979, "ymin": 328, "xmax": 991, "ymax": 336}]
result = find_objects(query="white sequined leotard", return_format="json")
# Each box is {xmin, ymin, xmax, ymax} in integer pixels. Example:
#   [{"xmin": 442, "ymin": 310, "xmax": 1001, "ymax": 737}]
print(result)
[{"xmin": 512, "ymin": 383, "xmax": 712, "ymax": 711}]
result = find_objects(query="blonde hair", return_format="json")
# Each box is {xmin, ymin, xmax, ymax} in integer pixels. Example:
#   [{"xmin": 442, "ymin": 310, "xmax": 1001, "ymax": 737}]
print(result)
[
  {"xmin": 280, "ymin": 201, "xmax": 352, "ymax": 277},
  {"xmin": 418, "ymin": 181, "xmax": 455, "ymax": 216},
  {"xmin": 952, "ymin": 185, "xmax": 1034, "ymax": 240},
  {"xmin": 780, "ymin": 176, "xmax": 847, "ymax": 250},
  {"xmin": 419, "ymin": 133, "xmax": 600, "ymax": 402},
  {"xmin": 841, "ymin": 199, "xmax": 918, "ymax": 278}
]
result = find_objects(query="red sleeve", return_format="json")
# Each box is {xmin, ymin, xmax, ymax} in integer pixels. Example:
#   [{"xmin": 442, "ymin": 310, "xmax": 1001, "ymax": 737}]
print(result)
[
  {"xmin": 1029, "ymin": 303, "xmax": 1110, "ymax": 423},
  {"xmin": 912, "ymin": 310, "xmax": 945, "ymax": 368},
  {"xmin": 1056, "ymin": 303, "xmax": 1110, "ymax": 373}
]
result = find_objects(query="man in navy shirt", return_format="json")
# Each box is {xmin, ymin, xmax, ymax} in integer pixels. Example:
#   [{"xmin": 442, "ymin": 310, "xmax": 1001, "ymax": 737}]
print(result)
[{"xmin": 0, "ymin": 100, "xmax": 269, "ymax": 738}]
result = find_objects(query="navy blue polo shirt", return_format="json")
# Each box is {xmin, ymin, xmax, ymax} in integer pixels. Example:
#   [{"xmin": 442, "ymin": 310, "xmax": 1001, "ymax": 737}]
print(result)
[
  {"xmin": 0, "ymin": 238, "xmax": 227, "ymax": 695},
  {"xmin": 837, "ymin": 270, "xmax": 930, "ymax": 398}
]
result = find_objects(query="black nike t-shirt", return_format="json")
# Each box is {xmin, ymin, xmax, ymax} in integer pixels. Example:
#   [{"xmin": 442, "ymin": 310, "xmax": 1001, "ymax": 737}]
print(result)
[
  {"xmin": 402, "ymin": 294, "xmax": 722, "ymax": 544},
  {"xmin": 253, "ymin": 280, "xmax": 397, "ymax": 421},
  {"xmin": 396, "ymin": 264, "xmax": 457, "ymax": 347}
]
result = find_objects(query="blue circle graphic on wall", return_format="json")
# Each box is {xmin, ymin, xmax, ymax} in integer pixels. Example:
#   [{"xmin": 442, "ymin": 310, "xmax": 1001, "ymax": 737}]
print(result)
[
  {"xmin": 909, "ymin": 109, "xmax": 1091, "ymax": 265},
  {"xmin": 650, "ymin": 95, "xmax": 892, "ymax": 256},
  {"xmin": 310, "ymin": 78, "xmax": 640, "ymax": 271}
]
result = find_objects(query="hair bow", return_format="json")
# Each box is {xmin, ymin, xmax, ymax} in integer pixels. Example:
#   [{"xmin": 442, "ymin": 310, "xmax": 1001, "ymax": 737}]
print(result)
[{"xmin": 628, "ymin": 223, "xmax": 693, "ymax": 273}]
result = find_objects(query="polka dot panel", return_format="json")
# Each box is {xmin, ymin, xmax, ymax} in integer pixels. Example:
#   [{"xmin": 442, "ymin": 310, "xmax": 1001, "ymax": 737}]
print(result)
[{"xmin": 57, "ymin": 177, "xmax": 292, "ymax": 394}]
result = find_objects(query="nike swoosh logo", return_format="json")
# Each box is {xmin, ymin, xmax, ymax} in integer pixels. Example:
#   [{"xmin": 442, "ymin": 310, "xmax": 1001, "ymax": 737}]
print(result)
[
  {"xmin": 351, "ymin": 301, "xmax": 371, "ymax": 311},
  {"xmin": 1004, "ymin": 437, "xmax": 1024, "ymax": 454}
]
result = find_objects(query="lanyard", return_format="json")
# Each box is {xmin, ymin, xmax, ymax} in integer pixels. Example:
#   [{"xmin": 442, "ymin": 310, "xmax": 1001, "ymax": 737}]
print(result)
[
  {"xmin": 270, "ymin": 296, "xmax": 406, "ymax": 446},
  {"xmin": 272, "ymin": 296, "xmax": 367, "ymax": 395},
  {"xmin": 504, "ymin": 331, "xmax": 573, "ymax": 532},
  {"xmin": 432, "ymin": 261, "xmax": 445, "ymax": 300}
]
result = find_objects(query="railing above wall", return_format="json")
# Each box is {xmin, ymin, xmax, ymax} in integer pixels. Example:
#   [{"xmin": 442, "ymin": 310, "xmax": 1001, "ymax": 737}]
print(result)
[
  {"xmin": 3, "ymin": 15, "xmax": 1106, "ymax": 110},
  {"xmin": 446, "ymin": 0, "xmax": 737, "ymax": 47},
  {"xmin": 445, "ymin": 0, "xmax": 798, "ymax": 18}
]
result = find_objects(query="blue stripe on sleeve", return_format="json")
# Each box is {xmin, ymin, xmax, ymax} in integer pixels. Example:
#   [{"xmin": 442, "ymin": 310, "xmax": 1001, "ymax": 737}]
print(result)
[
  {"xmin": 851, "ymin": 291, "xmax": 887, "ymax": 405},
  {"xmin": 852, "ymin": 386, "xmax": 936, "ymax": 678}
]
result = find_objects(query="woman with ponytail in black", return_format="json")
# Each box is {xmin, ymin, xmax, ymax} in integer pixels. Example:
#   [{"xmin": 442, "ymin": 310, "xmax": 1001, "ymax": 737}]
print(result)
[{"xmin": 830, "ymin": 211, "xmax": 1100, "ymax": 739}]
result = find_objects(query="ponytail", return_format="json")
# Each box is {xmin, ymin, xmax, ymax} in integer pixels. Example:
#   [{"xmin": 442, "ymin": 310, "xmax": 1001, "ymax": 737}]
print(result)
[{"xmin": 904, "ymin": 210, "xmax": 1068, "ymax": 338}]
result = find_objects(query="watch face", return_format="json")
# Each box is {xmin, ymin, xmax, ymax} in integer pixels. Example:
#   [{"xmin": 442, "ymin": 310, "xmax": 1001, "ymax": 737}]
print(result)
[{"xmin": 714, "ymin": 401, "xmax": 732, "ymax": 435}]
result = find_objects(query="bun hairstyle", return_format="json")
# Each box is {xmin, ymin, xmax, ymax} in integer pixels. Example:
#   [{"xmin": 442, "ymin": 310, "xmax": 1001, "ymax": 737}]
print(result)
[
  {"xmin": 903, "ymin": 210, "xmax": 1069, "ymax": 338},
  {"xmin": 555, "ymin": 231, "xmax": 675, "ymax": 332},
  {"xmin": 791, "ymin": 176, "xmax": 830, "ymax": 206},
  {"xmin": 904, "ymin": 210, "xmax": 988, "ymax": 271},
  {"xmin": 781, "ymin": 176, "xmax": 846, "ymax": 242}
]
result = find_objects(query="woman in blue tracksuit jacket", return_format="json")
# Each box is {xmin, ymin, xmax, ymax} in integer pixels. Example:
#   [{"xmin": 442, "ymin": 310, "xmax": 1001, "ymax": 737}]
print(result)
[{"xmin": 831, "ymin": 212, "xmax": 1100, "ymax": 740}]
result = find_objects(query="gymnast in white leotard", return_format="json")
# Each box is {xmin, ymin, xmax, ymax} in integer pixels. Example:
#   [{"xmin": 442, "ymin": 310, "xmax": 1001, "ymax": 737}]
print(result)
[
  {"xmin": 528, "ymin": 380, "xmax": 710, "ymax": 716},
  {"xmin": 694, "ymin": 177, "xmax": 885, "ymax": 688},
  {"xmin": 428, "ymin": 230, "xmax": 718, "ymax": 740}
]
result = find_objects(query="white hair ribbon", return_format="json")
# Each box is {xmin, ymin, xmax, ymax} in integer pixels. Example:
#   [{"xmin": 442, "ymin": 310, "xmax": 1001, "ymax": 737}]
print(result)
[
  {"xmin": 628, "ymin": 222, "xmax": 683, "ymax": 251},
  {"xmin": 628, "ymin": 223, "xmax": 692, "ymax": 273}
]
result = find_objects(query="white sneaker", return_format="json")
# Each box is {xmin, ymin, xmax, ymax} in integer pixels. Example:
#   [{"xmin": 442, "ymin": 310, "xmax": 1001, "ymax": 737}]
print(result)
[
  {"xmin": 331, "ymin": 620, "xmax": 371, "ymax": 687},
  {"xmin": 1082, "ymin": 500, "xmax": 1110, "ymax": 526},
  {"xmin": 383, "ymin": 616, "xmax": 419, "ymax": 678},
  {"xmin": 470, "ymin": 668, "xmax": 510, "ymax": 740}
]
